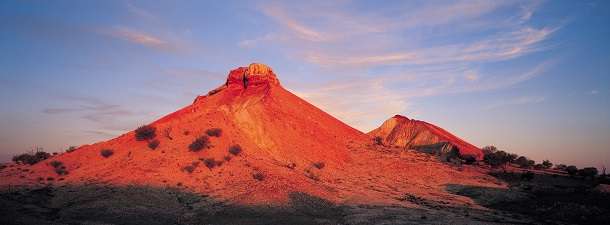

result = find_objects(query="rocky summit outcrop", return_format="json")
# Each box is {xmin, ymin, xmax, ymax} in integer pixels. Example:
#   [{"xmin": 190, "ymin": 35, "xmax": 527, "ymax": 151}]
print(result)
[
  {"xmin": 226, "ymin": 63, "xmax": 280, "ymax": 88},
  {"xmin": 368, "ymin": 115, "xmax": 483, "ymax": 160}
]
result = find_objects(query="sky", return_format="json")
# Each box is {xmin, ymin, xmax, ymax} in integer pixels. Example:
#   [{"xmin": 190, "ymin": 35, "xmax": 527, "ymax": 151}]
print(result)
[{"xmin": 1, "ymin": 0, "xmax": 609, "ymax": 168}]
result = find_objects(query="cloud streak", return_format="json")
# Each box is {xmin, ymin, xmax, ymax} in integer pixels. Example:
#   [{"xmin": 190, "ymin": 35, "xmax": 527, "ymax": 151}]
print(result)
[
  {"xmin": 485, "ymin": 96, "xmax": 546, "ymax": 110},
  {"xmin": 100, "ymin": 26, "xmax": 177, "ymax": 51}
]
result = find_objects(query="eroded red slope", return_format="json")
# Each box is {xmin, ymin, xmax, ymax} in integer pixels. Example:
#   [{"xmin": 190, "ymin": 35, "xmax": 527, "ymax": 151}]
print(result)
[
  {"xmin": 368, "ymin": 115, "xmax": 483, "ymax": 160},
  {"xmin": 1, "ymin": 64, "xmax": 497, "ymax": 206}
]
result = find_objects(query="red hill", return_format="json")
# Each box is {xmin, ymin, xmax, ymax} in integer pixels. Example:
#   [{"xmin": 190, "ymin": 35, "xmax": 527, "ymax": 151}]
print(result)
[
  {"xmin": 0, "ymin": 63, "xmax": 496, "ymax": 206},
  {"xmin": 368, "ymin": 115, "xmax": 483, "ymax": 160}
]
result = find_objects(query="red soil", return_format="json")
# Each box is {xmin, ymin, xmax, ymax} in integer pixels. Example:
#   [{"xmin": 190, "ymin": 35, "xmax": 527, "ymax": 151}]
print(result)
[
  {"xmin": 368, "ymin": 115, "xmax": 484, "ymax": 160},
  {"xmin": 0, "ymin": 63, "xmax": 499, "ymax": 206}
]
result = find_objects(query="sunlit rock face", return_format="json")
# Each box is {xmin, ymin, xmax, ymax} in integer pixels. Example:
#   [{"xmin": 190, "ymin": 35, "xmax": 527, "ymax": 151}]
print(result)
[{"xmin": 226, "ymin": 63, "xmax": 280, "ymax": 88}]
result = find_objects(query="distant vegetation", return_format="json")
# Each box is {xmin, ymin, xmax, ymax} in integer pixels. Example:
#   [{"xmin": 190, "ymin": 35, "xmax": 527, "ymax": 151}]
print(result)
[
  {"xmin": 203, "ymin": 158, "xmax": 217, "ymax": 169},
  {"xmin": 148, "ymin": 139, "xmax": 160, "ymax": 150},
  {"xmin": 65, "ymin": 146, "xmax": 77, "ymax": 153},
  {"xmin": 481, "ymin": 145, "xmax": 606, "ymax": 181},
  {"xmin": 135, "ymin": 125, "xmax": 156, "ymax": 141},
  {"xmin": 312, "ymin": 162, "xmax": 325, "ymax": 169},
  {"xmin": 228, "ymin": 145, "xmax": 242, "ymax": 155},
  {"xmin": 12, "ymin": 148, "xmax": 50, "ymax": 165},
  {"xmin": 205, "ymin": 128, "xmax": 222, "ymax": 137},
  {"xmin": 50, "ymin": 160, "xmax": 68, "ymax": 175},
  {"xmin": 100, "ymin": 149, "xmax": 114, "ymax": 158},
  {"xmin": 182, "ymin": 162, "xmax": 199, "ymax": 174},
  {"xmin": 189, "ymin": 136, "xmax": 211, "ymax": 152},
  {"xmin": 252, "ymin": 171, "xmax": 265, "ymax": 181}
]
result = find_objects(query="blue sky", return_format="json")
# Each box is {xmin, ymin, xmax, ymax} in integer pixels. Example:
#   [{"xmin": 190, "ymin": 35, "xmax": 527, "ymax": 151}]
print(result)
[{"xmin": 1, "ymin": 0, "xmax": 609, "ymax": 168}]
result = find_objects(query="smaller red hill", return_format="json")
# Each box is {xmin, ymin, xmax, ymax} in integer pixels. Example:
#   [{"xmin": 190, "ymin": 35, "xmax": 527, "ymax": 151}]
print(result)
[{"xmin": 368, "ymin": 115, "xmax": 483, "ymax": 160}]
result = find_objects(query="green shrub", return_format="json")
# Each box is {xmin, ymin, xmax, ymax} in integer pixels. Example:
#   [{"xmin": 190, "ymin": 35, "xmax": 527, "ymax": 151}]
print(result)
[
  {"xmin": 252, "ymin": 171, "xmax": 265, "ymax": 181},
  {"xmin": 66, "ymin": 146, "xmax": 77, "ymax": 153},
  {"xmin": 542, "ymin": 160, "xmax": 553, "ymax": 169},
  {"xmin": 55, "ymin": 167, "xmax": 68, "ymax": 176},
  {"xmin": 189, "ymin": 136, "xmax": 211, "ymax": 152},
  {"xmin": 100, "ymin": 149, "xmax": 114, "ymax": 158},
  {"xmin": 203, "ymin": 158, "xmax": 216, "ymax": 169},
  {"xmin": 578, "ymin": 167, "xmax": 598, "ymax": 178},
  {"xmin": 49, "ymin": 160, "xmax": 63, "ymax": 168},
  {"xmin": 313, "ymin": 161, "xmax": 325, "ymax": 169},
  {"xmin": 205, "ymin": 128, "xmax": 222, "ymax": 137},
  {"xmin": 566, "ymin": 165, "xmax": 578, "ymax": 176},
  {"xmin": 182, "ymin": 165, "xmax": 196, "ymax": 173},
  {"xmin": 148, "ymin": 139, "xmax": 160, "ymax": 150},
  {"xmin": 228, "ymin": 145, "xmax": 242, "ymax": 155},
  {"xmin": 135, "ymin": 125, "xmax": 156, "ymax": 141},
  {"xmin": 12, "ymin": 150, "xmax": 50, "ymax": 165}
]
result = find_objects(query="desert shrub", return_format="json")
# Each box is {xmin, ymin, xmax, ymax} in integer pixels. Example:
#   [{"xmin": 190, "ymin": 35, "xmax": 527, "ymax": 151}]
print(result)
[
  {"xmin": 148, "ymin": 139, "xmax": 160, "ymax": 150},
  {"xmin": 521, "ymin": 171, "xmax": 534, "ymax": 181},
  {"xmin": 252, "ymin": 171, "xmax": 265, "ymax": 181},
  {"xmin": 566, "ymin": 165, "xmax": 578, "ymax": 176},
  {"xmin": 12, "ymin": 150, "xmax": 50, "ymax": 165},
  {"xmin": 542, "ymin": 160, "xmax": 553, "ymax": 169},
  {"xmin": 555, "ymin": 164, "xmax": 567, "ymax": 171},
  {"xmin": 374, "ymin": 136, "xmax": 383, "ymax": 145},
  {"xmin": 578, "ymin": 167, "xmax": 598, "ymax": 179},
  {"xmin": 224, "ymin": 156, "xmax": 232, "ymax": 161},
  {"xmin": 228, "ymin": 145, "xmax": 242, "ymax": 155},
  {"xmin": 49, "ymin": 160, "xmax": 63, "ymax": 168},
  {"xmin": 100, "ymin": 149, "xmax": 114, "ymax": 158},
  {"xmin": 189, "ymin": 136, "xmax": 211, "ymax": 152},
  {"xmin": 515, "ymin": 156, "xmax": 535, "ymax": 168},
  {"xmin": 135, "ymin": 125, "xmax": 156, "ymax": 141},
  {"xmin": 203, "ymin": 158, "xmax": 216, "ymax": 169},
  {"xmin": 483, "ymin": 150, "xmax": 510, "ymax": 168},
  {"xmin": 461, "ymin": 155, "xmax": 477, "ymax": 165},
  {"xmin": 55, "ymin": 167, "xmax": 68, "ymax": 176},
  {"xmin": 312, "ymin": 161, "xmax": 325, "ymax": 169},
  {"xmin": 182, "ymin": 165, "xmax": 196, "ymax": 173},
  {"xmin": 206, "ymin": 128, "xmax": 222, "ymax": 137},
  {"xmin": 482, "ymin": 145, "xmax": 498, "ymax": 155},
  {"xmin": 507, "ymin": 153, "xmax": 518, "ymax": 163},
  {"xmin": 66, "ymin": 146, "xmax": 77, "ymax": 153}
]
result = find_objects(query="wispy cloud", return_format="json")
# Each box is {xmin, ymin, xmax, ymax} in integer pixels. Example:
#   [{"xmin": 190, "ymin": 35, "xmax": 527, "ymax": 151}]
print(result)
[
  {"xmin": 42, "ymin": 95, "xmax": 139, "ymax": 132},
  {"xmin": 485, "ymin": 96, "xmax": 546, "ymax": 110},
  {"xmin": 246, "ymin": 0, "xmax": 558, "ymax": 131},
  {"xmin": 100, "ymin": 26, "xmax": 176, "ymax": 51},
  {"xmin": 587, "ymin": 90, "xmax": 599, "ymax": 95}
]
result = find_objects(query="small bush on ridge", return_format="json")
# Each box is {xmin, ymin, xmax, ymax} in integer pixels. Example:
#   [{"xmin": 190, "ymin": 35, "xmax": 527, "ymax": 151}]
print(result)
[
  {"xmin": 189, "ymin": 136, "xmax": 211, "ymax": 152},
  {"xmin": 12, "ymin": 150, "xmax": 50, "ymax": 165},
  {"xmin": 135, "ymin": 125, "xmax": 156, "ymax": 141},
  {"xmin": 203, "ymin": 158, "xmax": 217, "ymax": 169},
  {"xmin": 228, "ymin": 145, "xmax": 242, "ymax": 155},
  {"xmin": 206, "ymin": 128, "xmax": 222, "ymax": 137},
  {"xmin": 313, "ymin": 162, "xmax": 325, "ymax": 169},
  {"xmin": 253, "ymin": 171, "xmax": 265, "ymax": 181},
  {"xmin": 100, "ymin": 149, "xmax": 114, "ymax": 158},
  {"xmin": 148, "ymin": 139, "xmax": 160, "ymax": 150}
]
